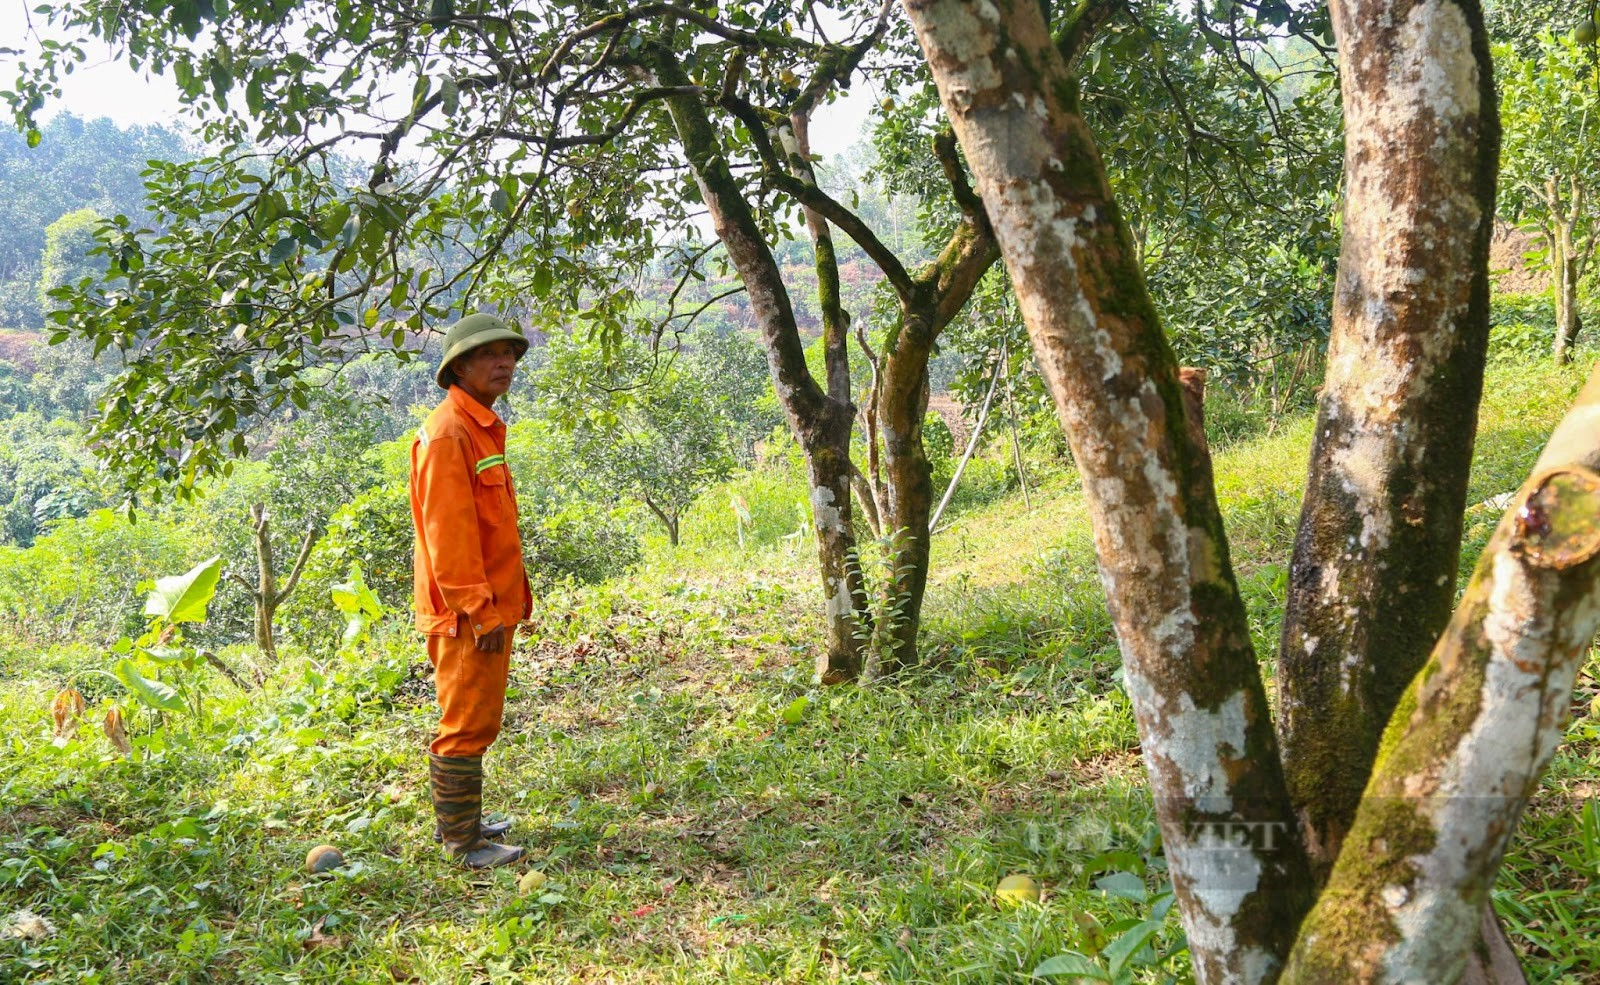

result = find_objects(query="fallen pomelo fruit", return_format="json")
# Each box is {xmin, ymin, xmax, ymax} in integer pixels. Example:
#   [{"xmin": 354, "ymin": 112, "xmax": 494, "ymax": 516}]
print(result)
[
  {"xmin": 305, "ymin": 845, "xmax": 344, "ymax": 874},
  {"xmin": 518, "ymin": 870, "xmax": 548, "ymax": 895},
  {"xmin": 995, "ymin": 873, "xmax": 1041, "ymax": 905}
]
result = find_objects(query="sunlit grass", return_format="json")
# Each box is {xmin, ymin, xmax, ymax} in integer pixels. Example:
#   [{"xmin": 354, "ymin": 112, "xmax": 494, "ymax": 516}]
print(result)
[{"xmin": 2, "ymin": 356, "xmax": 1596, "ymax": 983}]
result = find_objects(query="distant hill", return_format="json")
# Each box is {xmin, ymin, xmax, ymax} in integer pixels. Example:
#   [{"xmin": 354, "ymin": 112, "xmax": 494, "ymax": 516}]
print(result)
[
  {"xmin": 0, "ymin": 114, "xmax": 190, "ymax": 329},
  {"xmin": 0, "ymin": 330, "xmax": 40, "ymax": 372}
]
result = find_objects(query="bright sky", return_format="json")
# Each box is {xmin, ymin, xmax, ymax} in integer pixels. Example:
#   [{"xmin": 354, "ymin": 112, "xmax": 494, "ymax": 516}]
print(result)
[{"xmin": 4, "ymin": 4, "xmax": 874, "ymax": 159}]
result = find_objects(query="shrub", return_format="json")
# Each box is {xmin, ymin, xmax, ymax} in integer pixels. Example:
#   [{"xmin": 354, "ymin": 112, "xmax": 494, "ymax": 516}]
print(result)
[
  {"xmin": 1489, "ymin": 291, "xmax": 1598, "ymax": 360},
  {"xmin": 524, "ymin": 501, "xmax": 642, "ymax": 587},
  {"xmin": 0, "ymin": 508, "xmax": 207, "ymax": 647},
  {"xmin": 279, "ymin": 480, "xmax": 414, "ymax": 650}
]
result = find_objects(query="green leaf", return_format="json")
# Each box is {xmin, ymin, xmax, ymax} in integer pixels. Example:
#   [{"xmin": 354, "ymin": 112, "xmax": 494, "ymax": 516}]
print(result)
[
  {"xmin": 268, "ymin": 236, "xmax": 298, "ymax": 263},
  {"xmin": 332, "ymin": 569, "xmax": 383, "ymax": 618},
  {"xmin": 489, "ymin": 188, "xmax": 512, "ymax": 216},
  {"xmin": 1102, "ymin": 920, "xmax": 1162, "ymax": 978},
  {"xmin": 143, "ymin": 556, "xmax": 222, "ymax": 624},
  {"xmin": 332, "ymin": 565, "xmax": 384, "ymax": 646},
  {"xmin": 209, "ymin": 62, "xmax": 232, "ymax": 102},
  {"xmin": 1095, "ymin": 871, "xmax": 1146, "ymax": 903},
  {"xmin": 441, "ymin": 76, "xmax": 460, "ymax": 116},
  {"xmin": 143, "ymin": 646, "xmax": 191, "ymax": 665},
  {"xmin": 531, "ymin": 265, "xmax": 553, "ymax": 298},
  {"xmin": 112, "ymin": 658, "xmax": 185, "ymax": 713},
  {"xmin": 1033, "ymin": 953, "xmax": 1108, "ymax": 979},
  {"xmin": 779, "ymin": 695, "xmax": 809, "ymax": 725}
]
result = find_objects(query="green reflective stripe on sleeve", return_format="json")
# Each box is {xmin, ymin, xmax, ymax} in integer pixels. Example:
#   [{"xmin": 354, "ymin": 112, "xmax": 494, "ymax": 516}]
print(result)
[{"xmin": 475, "ymin": 455, "xmax": 506, "ymax": 474}]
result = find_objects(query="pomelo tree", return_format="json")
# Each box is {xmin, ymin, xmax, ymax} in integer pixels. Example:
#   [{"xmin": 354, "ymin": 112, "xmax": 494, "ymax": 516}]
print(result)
[
  {"xmin": 6, "ymin": 0, "xmax": 1331, "ymax": 681},
  {"xmin": 1498, "ymin": 31, "xmax": 1600, "ymax": 363},
  {"xmin": 903, "ymin": 0, "xmax": 1598, "ymax": 981}
]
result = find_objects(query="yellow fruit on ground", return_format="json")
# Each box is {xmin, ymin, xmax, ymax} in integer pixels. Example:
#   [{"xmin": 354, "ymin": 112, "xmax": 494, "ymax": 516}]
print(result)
[
  {"xmin": 305, "ymin": 845, "xmax": 344, "ymax": 874},
  {"xmin": 995, "ymin": 873, "xmax": 1041, "ymax": 905},
  {"xmin": 518, "ymin": 870, "xmax": 548, "ymax": 895}
]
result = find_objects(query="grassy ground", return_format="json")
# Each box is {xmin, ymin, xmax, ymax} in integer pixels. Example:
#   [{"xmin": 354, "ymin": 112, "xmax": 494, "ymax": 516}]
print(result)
[{"xmin": 2, "ymin": 357, "xmax": 1598, "ymax": 983}]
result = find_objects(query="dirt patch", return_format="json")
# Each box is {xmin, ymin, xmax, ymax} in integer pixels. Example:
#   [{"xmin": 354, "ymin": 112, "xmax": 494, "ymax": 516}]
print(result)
[
  {"xmin": 1490, "ymin": 223, "xmax": 1549, "ymax": 295},
  {"xmin": 928, "ymin": 392, "xmax": 970, "ymax": 450},
  {"xmin": 0, "ymin": 329, "xmax": 40, "ymax": 371}
]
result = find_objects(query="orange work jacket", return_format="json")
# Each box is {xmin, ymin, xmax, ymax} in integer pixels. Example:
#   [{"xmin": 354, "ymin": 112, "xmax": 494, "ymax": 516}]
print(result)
[{"xmin": 410, "ymin": 385, "xmax": 532, "ymax": 640}]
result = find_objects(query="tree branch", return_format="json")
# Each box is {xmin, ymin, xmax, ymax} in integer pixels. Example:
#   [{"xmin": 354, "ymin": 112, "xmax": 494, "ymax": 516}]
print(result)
[
  {"xmin": 539, "ymin": 4, "xmax": 817, "ymax": 82},
  {"xmin": 201, "ymin": 649, "xmax": 254, "ymax": 691},
  {"xmin": 277, "ymin": 520, "xmax": 321, "ymax": 605},
  {"xmin": 1054, "ymin": 0, "xmax": 1124, "ymax": 73},
  {"xmin": 722, "ymin": 92, "xmax": 916, "ymax": 297},
  {"xmin": 933, "ymin": 129, "xmax": 986, "ymax": 228},
  {"xmin": 791, "ymin": 0, "xmax": 894, "ymax": 118}
]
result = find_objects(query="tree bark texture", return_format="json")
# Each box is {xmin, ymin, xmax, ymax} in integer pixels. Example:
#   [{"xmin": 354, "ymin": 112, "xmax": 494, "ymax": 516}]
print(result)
[
  {"xmin": 867, "ymin": 300, "xmax": 939, "ymax": 677},
  {"xmin": 654, "ymin": 56, "xmax": 868, "ymax": 683},
  {"xmin": 1548, "ymin": 180, "xmax": 1583, "ymax": 364},
  {"xmin": 1283, "ymin": 366, "xmax": 1600, "ymax": 984},
  {"xmin": 1276, "ymin": 0, "xmax": 1501, "ymax": 877},
  {"xmin": 246, "ymin": 504, "xmax": 317, "ymax": 663},
  {"xmin": 902, "ymin": 1, "xmax": 1314, "ymax": 980},
  {"xmin": 869, "ymin": 217, "xmax": 998, "ymax": 675},
  {"xmin": 251, "ymin": 504, "xmax": 279, "ymax": 659}
]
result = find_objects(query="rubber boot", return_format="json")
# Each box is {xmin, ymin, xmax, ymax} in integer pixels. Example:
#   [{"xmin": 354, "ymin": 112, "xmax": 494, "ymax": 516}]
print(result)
[
  {"xmin": 432, "ymin": 817, "xmax": 513, "ymax": 843},
  {"xmin": 428, "ymin": 753, "xmax": 525, "ymax": 869}
]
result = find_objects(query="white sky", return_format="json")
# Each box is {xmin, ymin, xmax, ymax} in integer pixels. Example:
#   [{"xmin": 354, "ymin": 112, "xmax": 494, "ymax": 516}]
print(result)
[{"xmin": 4, "ymin": 3, "xmax": 874, "ymax": 159}]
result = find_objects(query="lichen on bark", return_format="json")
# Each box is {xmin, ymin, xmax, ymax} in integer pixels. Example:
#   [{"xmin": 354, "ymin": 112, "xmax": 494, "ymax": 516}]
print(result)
[
  {"xmin": 1284, "ymin": 368, "xmax": 1600, "ymax": 983},
  {"xmin": 652, "ymin": 45, "xmax": 866, "ymax": 683},
  {"xmin": 902, "ymin": 0, "xmax": 1313, "ymax": 978},
  {"xmin": 1275, "ymin": 0, "xmax": 1502, "ymax": 881}
]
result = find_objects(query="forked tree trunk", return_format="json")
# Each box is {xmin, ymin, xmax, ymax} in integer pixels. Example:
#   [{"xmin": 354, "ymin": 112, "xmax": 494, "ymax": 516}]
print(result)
[
  {"xmin": 655, "ymin": 58, "xmax": 868, "ymax": 683},
  {"xmin": 1551, "ymin": 213, "xmax": 1581, "ymax": 364},
  {"xmin": 869, "ymin": 303, "xmax": 939, "ymax": 675},
  {"xmin": 1276, "ymin": 0, "xmax": 1500, "ymax": 880},
  {"xmin": 240, "ymin": 504, "xmax": 318, "ymax": 663},
  {"xmin": 769, "ymin": 112, "xmax": 998, "ymax": 677},
  {"xmin": 1284, "ymin": 367, "xmax": 1600, "ymax": 982},
  {"xmin": 904, "ymin": 1, "xmax": 1314, "ymax": 979},
  {"xmin": 1275, "ymin": 6, "xmax": 1523, "ymax": 978}
]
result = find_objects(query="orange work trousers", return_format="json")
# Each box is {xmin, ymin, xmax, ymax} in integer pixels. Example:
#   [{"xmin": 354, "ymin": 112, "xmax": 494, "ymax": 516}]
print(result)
[{"xmin": 427, "ymin": 630, "xmax": 511, "ymax": 757}]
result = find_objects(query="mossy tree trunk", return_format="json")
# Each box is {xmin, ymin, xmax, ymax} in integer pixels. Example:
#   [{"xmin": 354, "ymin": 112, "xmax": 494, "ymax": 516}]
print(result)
[
  {"xmin": 908, "ymin": 0, "xmax": 1596, "ymax": 980},
  {"xmin": 655, "ymin": 56, "xmax": 869, "ymax": 684},
  {"xmin": 868, "ymin": 206, "xmax": 997, "ymax": 676},
  {"xmin": 903, "ymin": 0, "xmax": 1315, "ymax": 979},
  {"xmin": 235, "ymin": 504, "xmax": 318, "ymax": 664},
  {"xmin": 725, "ymin": 58, "xmax": 1004, "ymax": 678},
  {"xmin": 1274, "ymin": 5, "xmax": 1525, "ymax": 977},
  {"xmin": 1548, "ymin": 178, "xmax": 1585, "ymax": 364},
  {"xmin": 1282, "ymin": 367, "xmax": 1600, "ymax": 982},
  {"xmin": 1275, "ymin": 0, "xmax": 1500, "ymax": 880}
]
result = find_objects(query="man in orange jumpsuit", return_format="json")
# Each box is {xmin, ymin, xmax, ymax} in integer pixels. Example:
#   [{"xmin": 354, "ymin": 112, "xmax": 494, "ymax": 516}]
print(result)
[{"xmin": 411, "ymin": 313, "xmax": 532, "ymax": 868}]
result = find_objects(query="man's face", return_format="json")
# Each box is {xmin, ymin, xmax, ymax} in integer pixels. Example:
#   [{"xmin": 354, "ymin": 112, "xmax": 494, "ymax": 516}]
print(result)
[{"xmin": 453, "ymin": 340, "xmax": 521, "ymax": 402}]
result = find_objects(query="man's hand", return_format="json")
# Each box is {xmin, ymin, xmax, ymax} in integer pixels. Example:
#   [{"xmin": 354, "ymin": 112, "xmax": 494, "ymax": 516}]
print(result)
[{"xmin": 476, "ymin": 625, "xmax": 510, "ymax": 654}]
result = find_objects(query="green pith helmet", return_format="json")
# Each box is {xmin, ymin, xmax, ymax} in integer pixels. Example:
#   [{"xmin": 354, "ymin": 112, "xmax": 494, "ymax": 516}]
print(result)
[{"xmin": 435, "ymin": 313, "xmax": 529, "ymax": 389}]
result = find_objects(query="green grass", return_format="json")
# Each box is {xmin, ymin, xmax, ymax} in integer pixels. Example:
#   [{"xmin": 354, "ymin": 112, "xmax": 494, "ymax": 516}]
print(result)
[{"xmin": 2, "ymin": 356, "xmax": 1598, "ymax": 983}]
